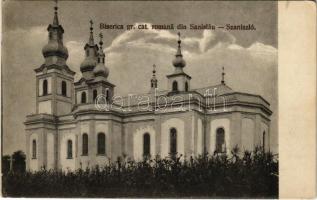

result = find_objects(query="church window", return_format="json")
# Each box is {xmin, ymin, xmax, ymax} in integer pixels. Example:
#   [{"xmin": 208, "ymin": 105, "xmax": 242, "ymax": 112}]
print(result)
[
  {"xmin": 32, "ymin": 140, "xmax": 37, "ymax": 159},
  {"xmin": 82, "ymin": 134, "xmax": 88, "ymax": 156},
  {"xmin": 143, "ymin": 133, "xmax": 150, "ymax": 157},
  {"xmin": 185, "ymin": 82, "xmax": 189, "ymax": 91},
  {"xmin": 93, "ymin": 89, "xmax": 98, "ymax": 102},
  {"xmin": 81, "ymin": 92, "xmax": 87, "ymax": 103},
  {"xmin": 170, "ymin": 128, "xmax": 177, "ymax": 156},
  {"xmin": 43, "ymin": 79, "xmax": 48, "ymax": 96},
  {"xmin": 172, "ymin": 81, "xmax": 178, "ymax": 92},
  {"xmin": 97, "ymin": 133, "xmax": 106, "ymax": 155},
  {"xmin": 106, "ymin": 90, "xmax": 110, "ymax": 102},
  {"xmin": 67, "ymin": 140, "xmax": 73, "ymax": 159},
  {"xmin": 216, "ymin": 128, "xmax": 225, "ymax": 153},
  {"xmin": 61, "ymin": 81, "xmax": 67, "ymax": 96}
]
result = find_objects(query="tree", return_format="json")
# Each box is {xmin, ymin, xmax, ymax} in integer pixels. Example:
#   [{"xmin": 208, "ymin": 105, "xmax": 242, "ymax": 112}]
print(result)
[
  {"xmin": 11, "ymin": 151, "xmax": 26, "ymax": 173},
  {"xmin": 2, "ymin": 155, "xmax": 10, "ymax": 174}
]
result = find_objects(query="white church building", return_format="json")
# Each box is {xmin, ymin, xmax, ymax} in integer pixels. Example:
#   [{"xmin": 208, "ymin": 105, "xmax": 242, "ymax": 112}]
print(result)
[{"xmin": 25, "ymin": 5, "xmax": 272, "ymax": 171}]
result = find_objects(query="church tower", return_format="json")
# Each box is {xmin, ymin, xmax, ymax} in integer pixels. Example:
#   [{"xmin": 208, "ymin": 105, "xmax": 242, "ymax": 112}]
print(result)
[
  {"xmin": 26, "ymin": 2, "xmax": 75, "ymax": 171},
  {"xmin": 167, "ymin": 32, "xmax": 191, "ymax": 94},
  {"xmin": 80, "ymin": 20, "xmax": 99, "ymax": 81},
  {"xmin": 34, "ymin": 3, "xmax": 75, "ymax": 116},
  {"xmin": 92, "ymin": 32, "xmax": 115, "ymax": 103},
  {"xmin": 75, "ymin": 29, "xmax": 115, "ymax": 105}
]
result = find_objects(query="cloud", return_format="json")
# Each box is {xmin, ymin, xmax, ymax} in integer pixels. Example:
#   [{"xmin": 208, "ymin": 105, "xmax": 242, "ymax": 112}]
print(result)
[
  {"xmin": 65, "ymin": 40, "xmax": 85, "ymax": 80},
  {"xmin": 102, "ymin": 22, "xmax": 276, "ymax": 59},
  {"xmin": 76, "ymin": 23, "xmax": 277, "ymax": 96},
  {"xmin": 247, "ymin": 42, "xmax": 277, "ymax": 56}
]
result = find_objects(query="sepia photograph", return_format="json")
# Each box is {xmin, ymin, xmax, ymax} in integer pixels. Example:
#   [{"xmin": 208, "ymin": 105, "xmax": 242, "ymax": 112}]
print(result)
[{"xmin": 2, "ymin": 0, "xmax": 282, "ymax": 198}]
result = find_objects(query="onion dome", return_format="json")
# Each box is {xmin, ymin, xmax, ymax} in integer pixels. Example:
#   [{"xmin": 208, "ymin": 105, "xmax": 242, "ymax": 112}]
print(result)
[
  {"xmin": 94, "ymin": 62, "xmax": 109, "ymax": 78},
  {"xmin": 42, "ymin": 41, "xmax": 68, "ymax": 59},
  {"xmin": 42, "ymin": 4, "xmax": 69, "ymax": 61},
  {"xmin": 94, "ymin": 33, "xmax": 109, "ymax": 78},
  {"xmin": 80, "ymin": 20, "xmax": 99, "ymax": 72},
  {"xmin": 80, "ymin": 57, "xmax": 96, "ymax": 69},
  {"xmin": 172, "ymin": 32, "xmax": 186, "ymax": 68}
]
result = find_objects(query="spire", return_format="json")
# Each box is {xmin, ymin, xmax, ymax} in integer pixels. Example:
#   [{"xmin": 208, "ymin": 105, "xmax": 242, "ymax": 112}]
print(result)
[
  {"xmin": 172, "ymin": 32, "xmax": 186, "ymax": 69},
  {"xmin": 53, "ymin": 0, "xmax": 59, "ymax": 26},
  {"xmin": 80, "ymin": 20, "xmax": 99, "ymax": 76},
  {"xmin": 89, "ymin": 20, "xmax": 94, "ymax": 46},
  {"xmin": 42, "ymin": 0, "xmax": 68, "ymax": 66},
  {"xmin": 98, "ymin": 32, "xmax": 105, "ymax": 62},
  {"xmin": 151, "ymin": 64, "xmax": 158, "ymax": 89},
  {"xmin": 93, "ymin": 32, "xmax": 109, "ymax": 78},
  {"xmin": 221, "ymin": 66, "xmax": 225, "ymax": 85},
  {"xmin": 176, "ymin": 32, "xmax": 182, "ymax": 57}
]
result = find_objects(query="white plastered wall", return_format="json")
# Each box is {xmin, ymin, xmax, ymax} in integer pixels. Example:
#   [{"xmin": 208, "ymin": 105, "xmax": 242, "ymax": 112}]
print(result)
[
  {"xmin": 46, "ymin": 133, "xmax": 55, "ymax": 170},
  {"xmin": 241, "ymin": 118, "xmax": 255, "ymax": 151},
  {"xmin": 60, "ymin": 131, "xmax": 76, "ymax": 171},
  {"xmin": 161, "ymin": 118, "xmax": 185, "ymax": 158},
  {"xmin": 197, "ymin": 118, "xmax": 203, "ymax": 155},
  {"xmin": 209, "ymin": 118, "xmax": 230, "ymax": 154},
  {"xmin": 133, "ymin": 126, "xmax": 156, "ymax": 161},
  {"xmin": 29, "ymin": 134, "xmax": 39, "ymax": 171}
]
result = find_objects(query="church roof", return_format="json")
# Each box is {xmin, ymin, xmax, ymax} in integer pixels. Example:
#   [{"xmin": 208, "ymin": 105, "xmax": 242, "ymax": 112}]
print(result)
[
  {"xmin": 34, "ymin": 63, "xmax": 75, "ymax": 75},
  {"xmin": 195, "ymin": 84, "xmax": 234, "ymax": 96},
  {"xmin": 111, "ymin": 83, "xmax": 235, "ymax": 108}
]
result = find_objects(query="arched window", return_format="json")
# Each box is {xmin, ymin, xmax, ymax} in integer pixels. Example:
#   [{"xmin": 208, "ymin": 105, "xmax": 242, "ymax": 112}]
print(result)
[
  {"xmin": 67, "ymin": 140, "xmax": 73, "ymax": 159},
  {"xmin": 32, "ymin": 140, "xmax": 37, "ymax": 159},
  {"xmin": 81, "ymin": 92, "xmax": 87, "ymax": 103},
  {"xmin": 143, "ymin": 133, "xmax": 150, "ymax": 157},
  {"xmin": 262, "ymin": 131, "xmax": 266, "ymax": 151},
  {"xmin": 43, "ymin": 79, "xmax": 48, "ymax": 96},
  {"xmin": 172, "ymin": 81, "xmax": 178, "ymax": 92},
  {"xmin": 216, "ymin": 128, "xmax": 225, "ymax": 153},
  {"xmin": 97, "ymin": 133, "xmax": 106, "ymax": 155},
  {"xmin": 106, "ymin": 90, "xmax": 110, "ymax": 102},
  {"xmin": 93, "ymin": 90, "xmax": 98, "ymax": 102},
  {"xmin": 61, "ymin": 81, "xmax": 67, "ymax": 96},
  {"xmin": 170, "ymin": 128, "xmax": 177, "ymax": 156},
  {"xmin": 82, "ymin": 134, "xmax": 88, "ymax": 156},
  {"xmin": 185, "ymin": 82, "xmax": 189, "ymax": 92}
]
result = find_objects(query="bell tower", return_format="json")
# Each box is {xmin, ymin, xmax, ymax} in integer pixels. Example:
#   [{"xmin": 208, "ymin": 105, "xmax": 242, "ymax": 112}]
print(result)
[
  {"xmin": 167, "ymin": 32, "xmax": 191, "ymax": 94},
  {"xmin": 34, "ymin": 2, "xmax": 75, "ymax": 116}
]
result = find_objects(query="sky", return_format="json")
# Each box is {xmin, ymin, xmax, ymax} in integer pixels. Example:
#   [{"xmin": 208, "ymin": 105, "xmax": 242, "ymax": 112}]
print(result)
[{"xmin": 2, "ymin": 1, "xmax": 278, "ymax": 154}]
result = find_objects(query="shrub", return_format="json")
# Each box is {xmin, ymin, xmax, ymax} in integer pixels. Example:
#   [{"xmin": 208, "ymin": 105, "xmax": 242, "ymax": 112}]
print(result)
[{"xmin": 2, "ymin": 147, "xmax": 278, "ymax": 198}]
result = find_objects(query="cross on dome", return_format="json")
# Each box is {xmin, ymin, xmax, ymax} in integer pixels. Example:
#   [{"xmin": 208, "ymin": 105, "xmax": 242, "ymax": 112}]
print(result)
[
  {"xmin": 153, "ymin": 64, "xmax": 156, "ymax": 75},
  {"xmin": 99, "ymin": 32, "xmax": 103, "ymax": 46},
  {"xmin": 89, "ymin": 20, "xmax": 93, "ymax": 32},
  {"xmin": 221, "ymin": 66, "xmax": 226, "ymax": 85}
]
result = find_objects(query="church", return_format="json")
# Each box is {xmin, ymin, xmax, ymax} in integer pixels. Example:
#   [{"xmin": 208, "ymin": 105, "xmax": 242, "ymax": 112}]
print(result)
[{"xmin": 24, "ymin": 5, "xmax": 272, "ymax": 171}]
